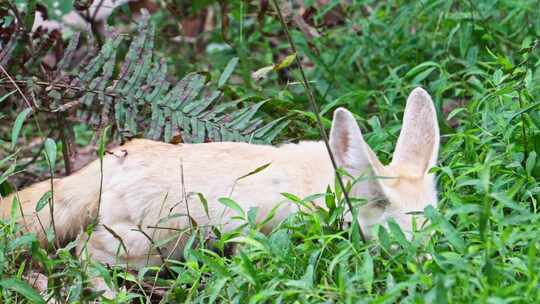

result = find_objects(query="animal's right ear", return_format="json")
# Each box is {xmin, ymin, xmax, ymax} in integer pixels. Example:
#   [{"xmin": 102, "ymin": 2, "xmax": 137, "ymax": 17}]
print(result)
[
  {"xmin": 391, "ymin": 87, "xmax": 439, "ymax": 177},
  {"xmin": 329, "ymin": 108, "xmax": 384, "ymax": 177}
]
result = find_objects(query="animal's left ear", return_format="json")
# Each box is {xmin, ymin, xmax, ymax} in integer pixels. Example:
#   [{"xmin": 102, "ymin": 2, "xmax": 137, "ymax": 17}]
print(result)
[
  {"xmin": 391, "ymin": 87, "xmax": 440, "ymax": 177},
  {"xmin": 329, "ymin": 108, "xmax": 385, "ymax": 177}
]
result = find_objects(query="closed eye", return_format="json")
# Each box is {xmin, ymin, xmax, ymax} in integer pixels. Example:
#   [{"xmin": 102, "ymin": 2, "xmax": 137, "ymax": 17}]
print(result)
[
  {"xmin": 372, "ymin": 196, "xmax": 390, "ymax": 208},
  {"xmin": 405, "ymin": 210, "xmax": 424, "ymax": 216}
]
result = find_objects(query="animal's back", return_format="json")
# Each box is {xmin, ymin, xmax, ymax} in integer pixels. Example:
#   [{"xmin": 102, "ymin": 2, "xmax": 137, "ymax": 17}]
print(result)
[
  {"xmin": 73, "ymin": 139, "xmax": 333, "ymax": 266},
  {"xmin": 99, "ymin": 139, "xmax": 333, "ymax": 228},
  {"xmin": 1, "ymin": 138, "xmax": 332, "ymax": 261}
]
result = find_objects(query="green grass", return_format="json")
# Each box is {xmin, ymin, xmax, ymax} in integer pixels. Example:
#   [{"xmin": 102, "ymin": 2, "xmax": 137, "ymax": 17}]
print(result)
[{"xmin": 2, "ymin": 0, "xmax": 540, "ymax": 302}]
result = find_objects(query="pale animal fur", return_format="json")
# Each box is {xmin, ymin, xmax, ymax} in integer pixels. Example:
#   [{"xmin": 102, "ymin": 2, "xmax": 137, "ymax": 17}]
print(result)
[{"xmin": 1, "ymin": 87, "xmax": 439, "ymax": 293}]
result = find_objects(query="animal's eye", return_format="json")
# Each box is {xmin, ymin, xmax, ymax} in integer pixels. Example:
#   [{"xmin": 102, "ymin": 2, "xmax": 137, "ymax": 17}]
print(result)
[
  {"xmin": 372, "ymin": 197, "xmax": 390, "ymax": 208},
  {"xmin": 406, "ymin": 210, "xmax": 424, "ymax": 216}
]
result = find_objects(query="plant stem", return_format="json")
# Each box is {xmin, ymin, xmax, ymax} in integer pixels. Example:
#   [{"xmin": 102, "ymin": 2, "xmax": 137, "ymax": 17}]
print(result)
[{"xmin": 271, "ymin": 0, "xmax": 366, "ymax": 243}]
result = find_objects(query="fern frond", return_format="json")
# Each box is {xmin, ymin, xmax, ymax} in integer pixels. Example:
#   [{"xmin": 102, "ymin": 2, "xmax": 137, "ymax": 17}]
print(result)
[
  {"xmin": 53, "ymin": 15, "xmax": 287, "ymax": 144},
  {"xmin": 1, "ymin": 12, "xmax": 287, "ymax": 146}
]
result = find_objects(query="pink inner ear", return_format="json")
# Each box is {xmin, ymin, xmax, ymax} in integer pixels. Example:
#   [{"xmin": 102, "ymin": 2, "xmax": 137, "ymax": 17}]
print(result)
[
  {"xmin": 390, "ymin": 88, "xmax": 439, "ymax": 177},
  {"xmin": 336, "ymin": 130, "xmax": 350, "ymax": 161}
]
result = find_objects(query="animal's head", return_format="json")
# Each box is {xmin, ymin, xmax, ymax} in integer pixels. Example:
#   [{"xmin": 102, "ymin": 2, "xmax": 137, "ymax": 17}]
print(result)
[{"xmin": 329, "ymin": 87, "xmax": 439, "ymax": 237}]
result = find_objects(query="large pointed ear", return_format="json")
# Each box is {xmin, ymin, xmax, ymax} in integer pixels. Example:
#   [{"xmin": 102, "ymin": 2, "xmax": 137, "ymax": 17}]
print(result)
[
  {"xmin": 391, "ymin": 87, "xmax": 440, "ymax": 177},
  {"xmin": 329, "ymin": 108, "xmax": 384, "ymax": 177}
]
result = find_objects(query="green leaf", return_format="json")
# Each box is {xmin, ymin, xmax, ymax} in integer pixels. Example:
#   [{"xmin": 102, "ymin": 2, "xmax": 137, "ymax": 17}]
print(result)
[
  {"xmin": 218, "ymin": 57, "xmax": 239, "ymax": 88},
  {"xmin": 273, "ymin": 53, "xmax": 297, "ymax": 71},
  {"xmin": 227, "ymin": 236, "xmax": 267, "ymax": 252},
  {"xmin": 405, "ymin": 61, "xmax": 440, "ymax": 78},
  {"xmin": 208, "ymin": 277, "xmax": 228, "ymax": 303},
  {"xmin": 388, "ymin": 219, "xmax": 411, "ymax": 249},
  {"xmin": 226, "ymin": 100, "xmax": 268, "ymax": 130},
  {"xmin": 0, "ymin": 278, "xmax": 45, "ymax": 304},
  {"xmin": 247, "ymin": 207, "xmax": 258, "ymax": 226},
  {"xmin": 89, "ymin": 262, "xmax": 113, "ymax": 288},
  {"xmin": 280, "ymin": 192, "xmax": 302, "ymax": 203},
  {"xmin": 238, "ymin": 250, "xmax": 260, "ymax": 287},
  {"xmin": 285, "ymin": 264, "xmax": 314, "ymax": 289},
  {"xmin": 197, "ymin": 192, "xmax": 210, "ymax": 219},
  {"xmin": 350, "ymin": 208, "xmax": 362, "ymax": 248},
  {"xmin": 377, "ymin": 225, "xmax": 392, "ymax": 252},
  {"xmin": 253, "ymin": 118, "xmax": 288, "ymax": 143},
  {"xmin": 0, "ymin": 90, "xmax": 16, "ymax": 104},
  {"xmin": 236, "ymin": 162, "xmax": 272, "ymax": 181},
  {"xmin": 10, "ymin": 196, "xmax": 20, "ymax": 230},
  {"xmin": 0, "ymin": 163, "xmax": 16, "ymax": 185},
  {"xmin": 526, "ymin": 151, "xmax": 537, "ymax": 176},
  {"xmin": 44, "ymin": 138, "xmax": 57, "ymax": 172},
  {"xmin": 446, "ymin": 107, "xmax": 466, "ymax": 121},
  {"xmin": 528, "ymin": 237, "xmax": 538, "ymax": 276},
  {"xmin": 98, "ymin": 126, "xmax": 111, "ymax": 160},
  {"xmin": 191, "ymin": 250, "xmax": 229, "ymax": 277},
  {"xmin": 411, "ymin": 66, "xmax": 437, "ymax": 84},
  {"xmin": 362, "ymin": 251, "xmax": 374, "ymax": 294},
  {"xmin": 35, "ymin": 190, "xmax": 52, "ymax": 212},
  {"xmin": 23, "ymin": 0, "xmax": 37, "ymax": 30},
  {"xmin": 324, "ymin": 186, "xmax": 336, "ymax": 210},
  {"xmin": 10, "ymin": 108, "xmax": 32, "ymax": 150},
  {"xmin": 218, "ymin": 197, "xmax": 245, "ymax": 217},
  {"xmin": 8, "ymin": 234, "xmax": 37, "ymax": 250},
  {"xmin": 493, "ymin": 69, "xmax": 504, "ymax": 85},
  {"xmin": 425, "ymin": 205, "xmax": 465, "ymax": 252}
]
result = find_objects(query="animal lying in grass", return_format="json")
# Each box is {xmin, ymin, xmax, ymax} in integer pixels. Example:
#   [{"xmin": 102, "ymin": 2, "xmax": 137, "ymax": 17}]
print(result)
[{"xmin": 1, "ymin": 87, "xmax": 439, "ymax": 295}]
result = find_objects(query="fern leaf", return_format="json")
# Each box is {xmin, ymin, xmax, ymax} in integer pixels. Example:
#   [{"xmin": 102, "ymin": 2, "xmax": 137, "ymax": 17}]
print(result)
[{"xmin": 35, "ymin": 14, "xmax": 287, "ymax": 144}]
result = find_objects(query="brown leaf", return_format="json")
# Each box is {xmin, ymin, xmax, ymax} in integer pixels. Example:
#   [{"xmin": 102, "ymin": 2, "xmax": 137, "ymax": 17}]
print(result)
[{"xmin": 170, "ymin": 134, "xmax": 183, "ymax": 144}]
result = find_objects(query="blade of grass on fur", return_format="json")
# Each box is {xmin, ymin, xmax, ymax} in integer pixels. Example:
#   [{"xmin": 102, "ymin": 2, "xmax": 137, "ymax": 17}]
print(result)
[
  {"xmin": 218, "ymin": 197, "xmax": 245, "ymax": 218},
  {"xmin": 228, "ymin": 163, "xmax": 272, "ymax": 198},
  {"xmin": 10, "ymin": 196, "xmax": 20, "ymax": 232},
  {"xmin": 44, "ymin": 139, "xmax": 57, "ymax": 171},
  {"xmin": 197, "ymin": 193, "xmax": 211, "ymax": 219},
  {"xmin": 236, "ymin": 162, "xmax": 271, "ymax": 181},
  {"xmin": 96, "ymin": 126, "xmax": 110, "ymax": 220},
  {"xmin": 43, "ymin": 138, "xmax": 58, "ymax": 248},
  {"xmin": 35, "ymin": 191, "xmax": 52, "ymax": 212}
]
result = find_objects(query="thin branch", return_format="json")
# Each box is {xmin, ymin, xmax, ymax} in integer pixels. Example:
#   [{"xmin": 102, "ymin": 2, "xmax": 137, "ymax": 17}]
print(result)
[
  {"xmin": 57, "ymin": 112, "xmax": 72, "ymax": 175},
  {"xmin": 132, "ymin": 226, "xmax": 174, "ymax": 278},
  {"xmin": 0, "ymin": 62, "xmax": 59, "ymax": 248},
  {"xmin": 180, "ymin": 159, "xmax": 194, "ymax": 231},
  {"xmin": 0, "ymin": 64, "xmax": 35, "ymax": 108}
]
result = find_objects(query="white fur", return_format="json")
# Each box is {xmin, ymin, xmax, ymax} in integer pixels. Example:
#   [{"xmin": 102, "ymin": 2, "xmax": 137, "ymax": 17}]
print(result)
[
  {"xmin": 2, "ymin": 87, "xmax": 439, "ymax": 294},
  {"xmin": 329, "ymin": 87, "xmax": 439, "ymax": 235}
]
